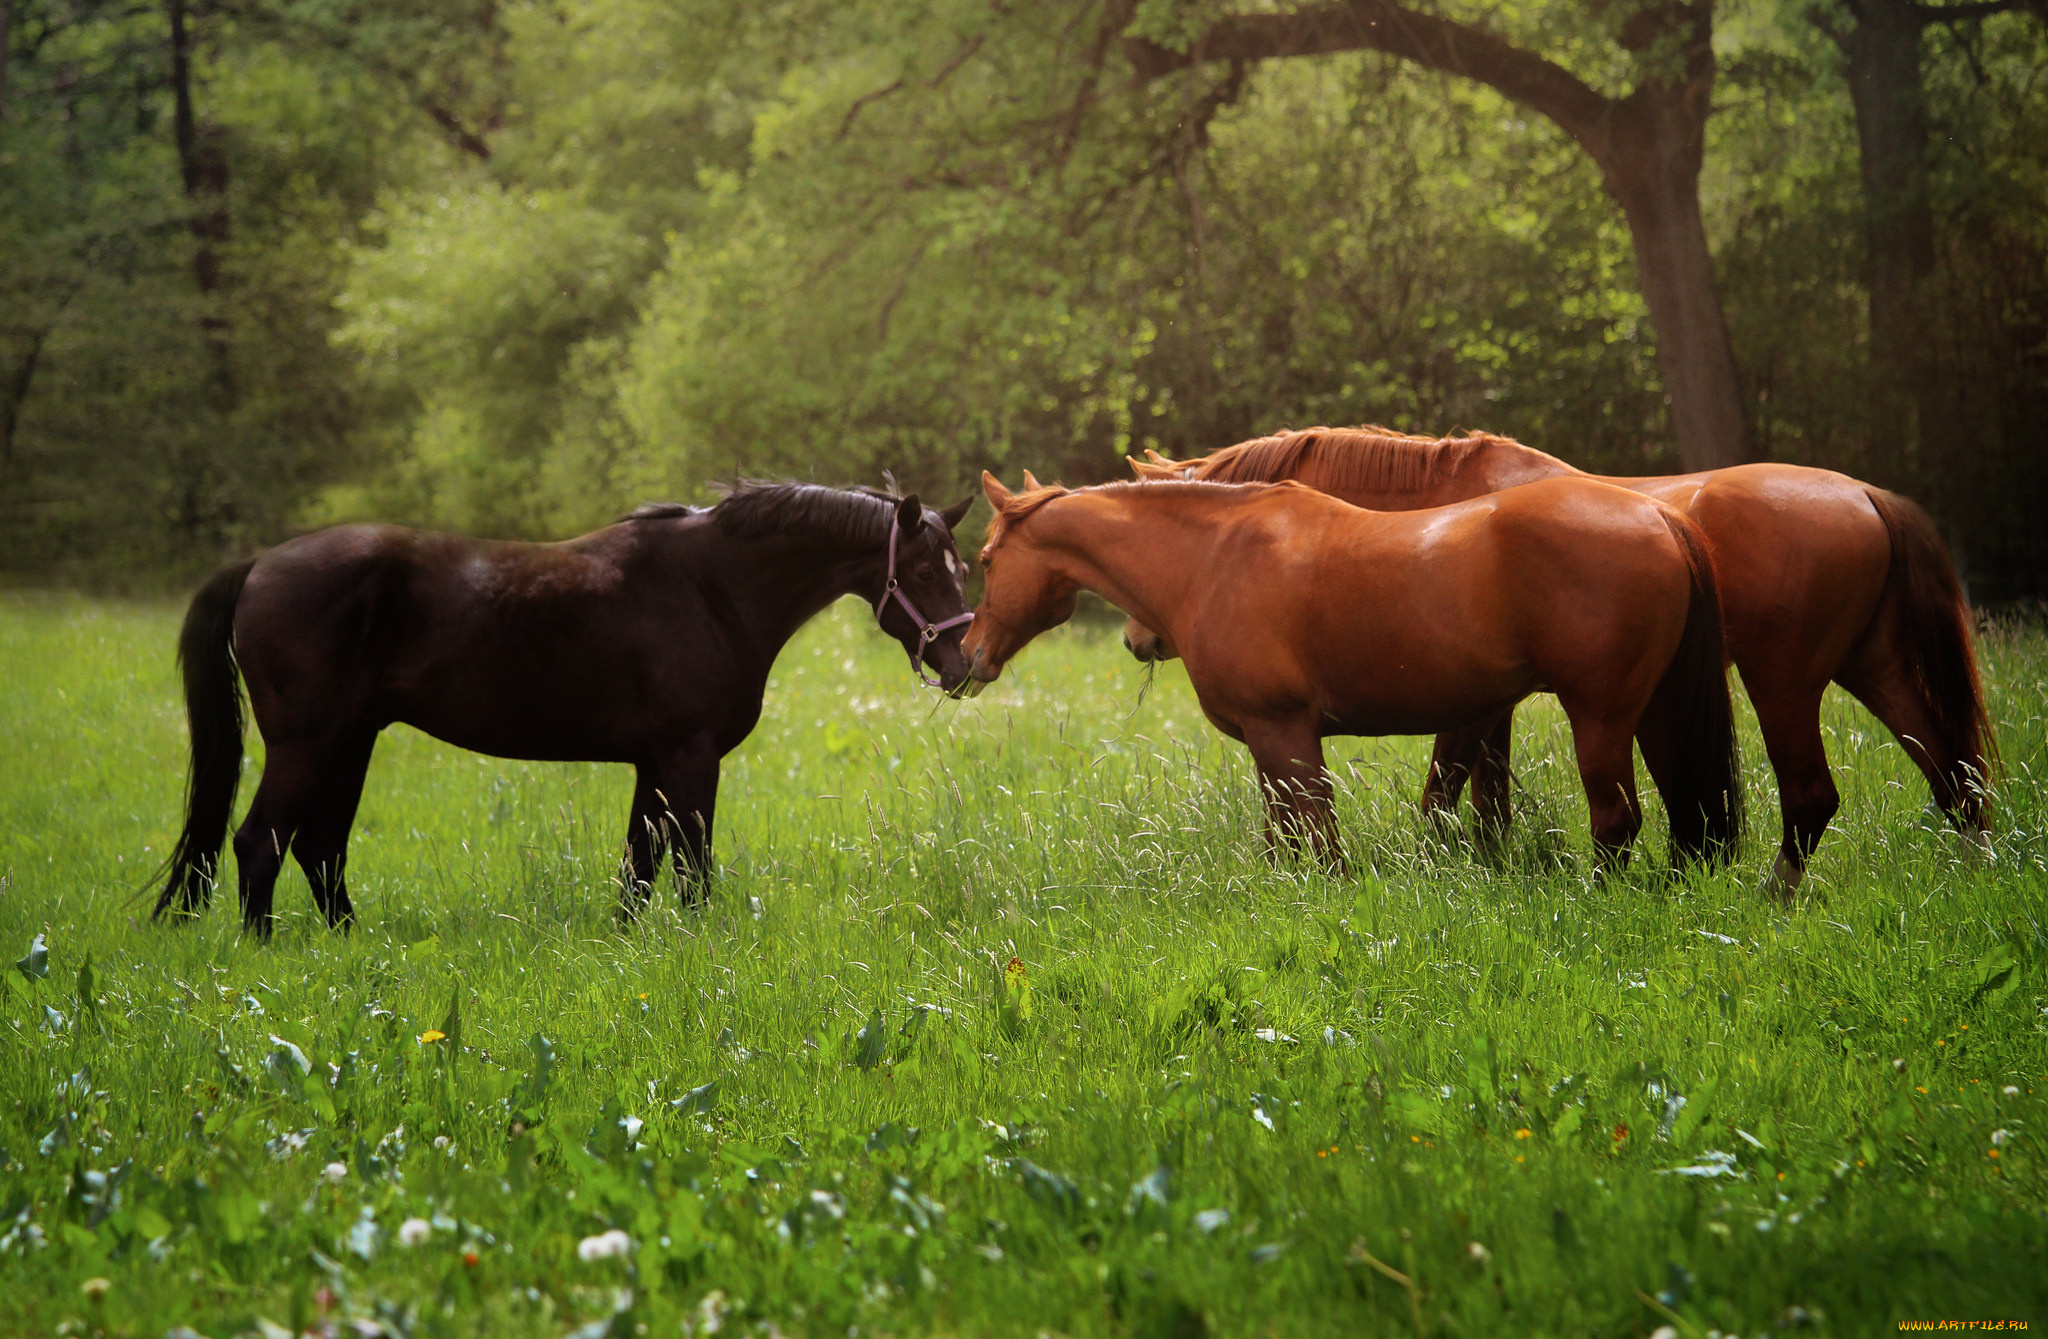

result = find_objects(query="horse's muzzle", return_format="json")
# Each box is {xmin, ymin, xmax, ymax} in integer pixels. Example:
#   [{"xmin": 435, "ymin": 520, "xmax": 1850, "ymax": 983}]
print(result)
[{"xmin": 1123, "ymin": 622, "xmax": 1164, "ymax": 663}]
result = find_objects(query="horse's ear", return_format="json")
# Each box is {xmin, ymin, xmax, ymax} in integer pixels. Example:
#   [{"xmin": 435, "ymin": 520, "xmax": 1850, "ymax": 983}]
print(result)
[
  {"xmin": 982, "ymin": 471, "xmax": 1013, "ymax": 510},
  {"xmin": 1020, "ymin": 469, "xmax": 1042, "ymax": 492},
  {"xmin": 895, "ymin": 493, "xmax": 925, "ymax": 535},
  {"xmin": 939, "ymin": 494, "xmax": 974, "ymax": 534},
  {"xmin": 1143, "ymin": 448, "xmax": 1176, "ymax": 465}
]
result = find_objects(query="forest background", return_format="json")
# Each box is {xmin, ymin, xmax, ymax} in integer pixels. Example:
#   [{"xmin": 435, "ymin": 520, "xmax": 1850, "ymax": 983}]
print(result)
[{"xmin": 2, "ymin": 0, "xmax": 2044, "ymax": 597}]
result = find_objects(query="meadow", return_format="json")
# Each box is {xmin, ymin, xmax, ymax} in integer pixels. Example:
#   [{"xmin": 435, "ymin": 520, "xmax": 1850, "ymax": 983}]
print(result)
[{"xmin": 2, "ymin": 591, "xmax": 2045, "ymax": 1337}]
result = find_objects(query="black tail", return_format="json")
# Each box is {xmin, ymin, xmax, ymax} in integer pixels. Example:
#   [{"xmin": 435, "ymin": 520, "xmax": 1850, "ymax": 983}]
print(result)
[
  {"xmin": 1863, "ymin": 488, "xmax": 1998, "ymax": 830},
  {"xmin": 1646, "ymin": 513, "xmax": 1744, "ymax": 865},
  {"xmin": 153, "ymin": 559, "xmax": 255, "ymax": 920}
]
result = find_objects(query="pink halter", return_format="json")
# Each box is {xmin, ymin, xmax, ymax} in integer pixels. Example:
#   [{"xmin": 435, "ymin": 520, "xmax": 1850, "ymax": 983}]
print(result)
[{"xmin": 876, "ymin": 521, "xmax": 974, "ymax": 688}]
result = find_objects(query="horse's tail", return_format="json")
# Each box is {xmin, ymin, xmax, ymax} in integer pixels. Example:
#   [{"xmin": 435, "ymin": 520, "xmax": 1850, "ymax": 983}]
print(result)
[
  {"xmin": 1649, "ymin": 511, "xmax": 1744, "ymax": 865},
  {"xmin": 1862, "ymin": 487, "xmax": 1997, "ymax": 828},
  {"xmin": 153, "ymin": 558, "xmax": 256, "ymax": 921}
]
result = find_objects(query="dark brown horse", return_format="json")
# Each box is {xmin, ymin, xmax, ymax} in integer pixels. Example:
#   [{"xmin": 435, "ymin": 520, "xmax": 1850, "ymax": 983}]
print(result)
[
  {"xmin": 965, "ymin": 474, "xmax": 1740, "ymax": 872},
  {"xmin": 1128, "ymin": 429, "xmax": 1995, "ymax": 892},
  {"xmin": 154, "ymin": 484, "xmax": 976, "ymax": 937}
]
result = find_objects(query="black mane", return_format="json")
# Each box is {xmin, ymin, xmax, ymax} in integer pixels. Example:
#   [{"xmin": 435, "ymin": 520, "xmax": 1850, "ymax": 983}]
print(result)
[{"xmin": 627, "ymin": 483, "xmax": 900, "ymax": 544}]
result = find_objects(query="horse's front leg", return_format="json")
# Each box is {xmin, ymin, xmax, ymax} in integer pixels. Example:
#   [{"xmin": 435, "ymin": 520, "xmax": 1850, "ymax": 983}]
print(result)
[
  {"xmin": 621, "ymin": 746, "xmax": 722, "ymax": 916},
  {"xmin": 1424, "ymin": 710, "xmax": 1515, "ymax": 848},
  {"xmin": 1242, "ymin": 719, "xmax": 1343, "ymax": 874},
  {"xmin": 659, "ymin": 746, "xmax": 722, "ymax": 909}
]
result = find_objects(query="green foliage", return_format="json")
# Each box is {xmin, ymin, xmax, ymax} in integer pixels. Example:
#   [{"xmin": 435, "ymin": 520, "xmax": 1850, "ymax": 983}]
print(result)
[
  {"xmin": 2, "ymin": 596, "xmax": 2047, "ymax": 1331},
  {"xmin": 4, "ymin": 0, "xmax": 2047, "ymax": 587}
]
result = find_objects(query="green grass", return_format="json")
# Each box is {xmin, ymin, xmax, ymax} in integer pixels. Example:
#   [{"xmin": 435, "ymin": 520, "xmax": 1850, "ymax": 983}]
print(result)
[{"xmin": 2, "ymin": 592, "xmax": 2045, "ymax": 1338}]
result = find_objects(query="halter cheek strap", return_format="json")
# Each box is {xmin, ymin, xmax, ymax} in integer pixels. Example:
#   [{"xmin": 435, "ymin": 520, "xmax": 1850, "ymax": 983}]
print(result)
[{"xmin": 876, "ymin": 522, "xmax": 974, "ymax": 688}]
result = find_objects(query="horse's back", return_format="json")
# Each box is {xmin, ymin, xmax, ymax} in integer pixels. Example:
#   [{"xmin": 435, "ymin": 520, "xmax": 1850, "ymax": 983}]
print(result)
[
  {"xmin": 1626, "ymin": 464, "xmax": 1892, "ymax": 676},
  {"xmin": 230, "ymin": 521, "xmax": 683, "ymax": 755}
]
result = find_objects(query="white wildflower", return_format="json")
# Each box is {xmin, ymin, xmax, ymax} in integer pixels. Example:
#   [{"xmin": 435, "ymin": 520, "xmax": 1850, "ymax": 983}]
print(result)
[
  {"xmin": 321, "ymin": 1162, "xmax": 348, "ymax": 1183},
  {"xmin": 398, "ymin": 1217, "xmax": 432, "ymax": 1247},
  {"xmin": 577, "ymin": 1229, "xmax": 632, "ymax": 1261}
]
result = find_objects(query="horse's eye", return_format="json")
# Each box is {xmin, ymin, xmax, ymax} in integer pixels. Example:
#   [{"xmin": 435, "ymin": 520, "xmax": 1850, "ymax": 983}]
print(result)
[{"xmin": 915, "ymin": 563, "xmax": 936, "ymax": 583}]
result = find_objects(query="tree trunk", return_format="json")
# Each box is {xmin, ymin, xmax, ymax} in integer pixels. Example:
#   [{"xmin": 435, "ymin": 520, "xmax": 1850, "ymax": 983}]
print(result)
[
  {"xmin": 1, "ymin": 325, "xmax": 47, "ymax": 471},
  {"xmin": 168, "ymin": 0, "xmax": 235, "ymax": 545},
  {"xmin": 1120, "ymin": 1, "xmax": 1753, "ymax": 470},
  {"xmin": 169, "ymin": 0, "xmax": 233, "ymax": 407},
  {"xmin": 1602, "ymin": 84, "xmax": 1751, "ymax": 471},
  {"xmin": 1835, "ymin": 0, "xmax": 1965, "ymax": 517},
  {"xmin": 1, "ymin": 0, "xmax": 15, "ymax": 118}
]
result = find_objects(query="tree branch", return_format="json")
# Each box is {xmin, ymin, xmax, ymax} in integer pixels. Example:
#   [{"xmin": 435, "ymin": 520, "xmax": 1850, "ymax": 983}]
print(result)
[{"xmin": 1122, "ymin": 0, "xmax": 1614, "ymax": 148}]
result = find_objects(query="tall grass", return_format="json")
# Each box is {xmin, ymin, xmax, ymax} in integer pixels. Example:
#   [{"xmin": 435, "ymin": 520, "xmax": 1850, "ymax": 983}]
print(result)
[{"xmin": 2, "ymin": 594, "xmax": 2044, "ymax": 1336}]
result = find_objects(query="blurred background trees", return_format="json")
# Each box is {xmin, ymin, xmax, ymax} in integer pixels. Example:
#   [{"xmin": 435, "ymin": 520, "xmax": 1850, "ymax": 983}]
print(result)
[{"xmin": 2, "ymin": 0, "xmax": 2043, "ymax": 594}]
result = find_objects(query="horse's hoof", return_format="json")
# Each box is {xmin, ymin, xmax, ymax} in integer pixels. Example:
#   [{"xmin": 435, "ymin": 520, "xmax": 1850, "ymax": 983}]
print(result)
[{"xmin": 1763, "ymin": 851, "xmax": 1803, "ymax": 903}]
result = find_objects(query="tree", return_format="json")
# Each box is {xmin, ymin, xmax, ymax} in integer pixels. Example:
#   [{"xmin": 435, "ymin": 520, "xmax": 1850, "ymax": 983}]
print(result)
[
  {"xmin": 1120, "ymin": 0, "xmax": 1752, "ymax": 471},
  {"xmin": 1819, "ymin": 0, "xmax": 2040, "ymax": 521}
]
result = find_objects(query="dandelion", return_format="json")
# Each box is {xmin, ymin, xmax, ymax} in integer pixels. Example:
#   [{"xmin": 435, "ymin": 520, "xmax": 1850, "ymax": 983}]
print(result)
[
  {"xmin": 1514, "ymin": 1128, "xmax": 1533, "ymax": 1140},
  {"xmin": 79, "ymin": 1277, "xmax": 111, "ymax": 1301},
  {"xmin": 1467, "ymin": 1241, "xmax": 1491, "ymax": 1264},
  {"xmin": 1916, "ymin": 1086, "xmax": 1928, "ymax": 1094},
  {"xmin": 1937, "ymin": 1039, "xmax": 1946, "ymax": 1047},
  {"xmin": 433, "ymin": 1135, "xmax": 451, "ymax": 1151},
  {"xmin": 322, "ymin": 1162, "xmax": 348, "ymax": 1183},
  {"xmin": 398, "ymin": 1217, "xmax": 431, "ymax": 1247},
  {"xmin": 2003, "ymin": 1086, "xmax": 2020, "ymax": 1096},
  {"xmin": 1991, "ymin": 1129, "xmax": 2011, "ymax": 1147},
  {"xmin": 1613, "ymin": 1123, "xmax": 1631, "ymax": 1143},
  {"xmin": 419, "ymin": 1029, "xmax": 446, "ymax": 1045},
  {"xmin": 1988, "ymin": 1148, "xmax": 2001, "ymax": 1160},
  {"xmin": 577, "ymin": 1229, "xmax": 632, "ymax": 1261}
]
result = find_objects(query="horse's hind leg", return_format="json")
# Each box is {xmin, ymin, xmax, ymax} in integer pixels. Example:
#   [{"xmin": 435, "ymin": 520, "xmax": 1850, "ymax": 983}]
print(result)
[
  {"xmin": 1836, "ymin": 635, "xmax": 1989, "ymax": 839},
  {"xmin": 1563, "ymin": 709, "xmax": 1642, "ymax": 875},
  {"xmin": 1744, "ymin": 682, "xmax": 1836, "ymax": 897},
  {"xmin": 292, "ymin": 729, "xmax": 378, "ymax": 931},
  {"xmin": 232, "ymin": 742, "xmax": 324, "ymax": 939}
]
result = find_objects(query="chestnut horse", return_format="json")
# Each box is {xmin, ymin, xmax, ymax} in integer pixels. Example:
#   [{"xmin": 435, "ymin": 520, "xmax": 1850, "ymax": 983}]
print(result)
[
  {"xmin": 964, "ymin": 473, "xmax": 1741, "ymax": 872},
  {"xmin": 154, "ymin": 484, "xmax": 976, "ymax": 937},
  {"xmin": 1127, "ymin": 429, "xmax": 1995, "ymax": 891}
]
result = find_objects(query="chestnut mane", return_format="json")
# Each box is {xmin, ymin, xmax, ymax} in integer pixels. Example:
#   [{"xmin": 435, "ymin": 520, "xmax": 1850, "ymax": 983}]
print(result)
[{"xmin": 1176, "ymin": 427, "xmax": 1519, "ymax": 492}]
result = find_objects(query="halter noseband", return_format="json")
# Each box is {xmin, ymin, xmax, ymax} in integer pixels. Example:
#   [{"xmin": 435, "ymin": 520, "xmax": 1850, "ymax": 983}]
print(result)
[{"xmin": 876, "ymin": 520, "xmax": 974, "ymax": 688}]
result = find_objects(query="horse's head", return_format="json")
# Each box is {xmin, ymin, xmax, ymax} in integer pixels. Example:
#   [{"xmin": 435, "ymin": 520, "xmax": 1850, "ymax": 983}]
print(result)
[
  {"xmin": 960, "ymin": 471, "xmax": 1079, "ymax": 693},
  {"xmin": 874, "ymin": 492, "xmax": 979, "ymax": 694}
]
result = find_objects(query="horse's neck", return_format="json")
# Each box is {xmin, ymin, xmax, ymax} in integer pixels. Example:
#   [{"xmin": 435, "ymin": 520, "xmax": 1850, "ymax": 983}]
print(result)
[
  {"xmin": 1037, "ymin": 493, "xmax": 1233, "ymax": 634},
  {"xmin": 707, "ymin": 528, "xmax": 882, "ymax": 661}
]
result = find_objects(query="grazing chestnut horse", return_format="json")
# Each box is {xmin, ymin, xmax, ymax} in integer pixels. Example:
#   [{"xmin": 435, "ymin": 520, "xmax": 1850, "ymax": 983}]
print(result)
[
  {"xmin": 1126, "ymin": 429, "xmax": 1995, "ymax": 891},
  {"xmin": 154, "ymin": 484, "xmax": 976, "ymax": 937},
  {"xmin": 964, "ymin": 473, "xmax": 1741, "ymax": 871}
]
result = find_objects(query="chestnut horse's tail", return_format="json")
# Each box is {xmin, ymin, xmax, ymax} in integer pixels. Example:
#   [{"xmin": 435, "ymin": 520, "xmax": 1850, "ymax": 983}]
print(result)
[
  {"xmin": 1647, "ymin": 512, "xmax": 1744, "ymax": 865},
  {"xmin": 1863, "ymin": 487, "xmax": 1998, "ymax": 827},
  {"xmin": 153, "ymin": 558, "xmax": 256, "ymax": 921}
]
